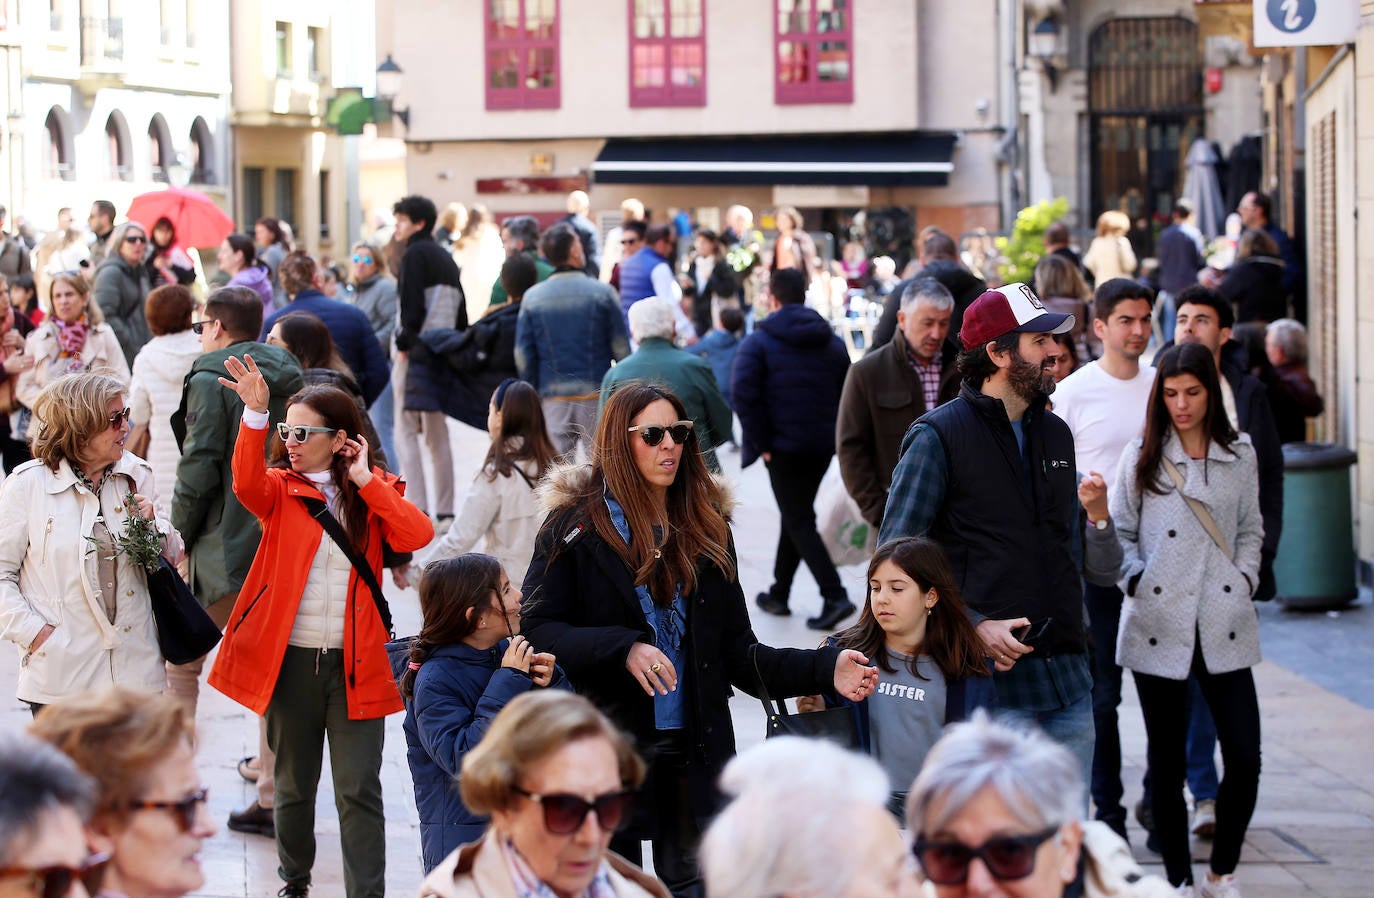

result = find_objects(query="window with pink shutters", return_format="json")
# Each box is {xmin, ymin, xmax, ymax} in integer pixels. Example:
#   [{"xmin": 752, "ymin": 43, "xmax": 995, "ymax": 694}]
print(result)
[
  {"xmin": 774, "ymin": 0, "xmax": 852, "ymax": 104},
  {"xmin": 629, "ymin": 0, "xmax": 706, "ymax": 107},
  {"xmin": 485, "ymin": 0, "xmax": 560, "ymax": 110}
]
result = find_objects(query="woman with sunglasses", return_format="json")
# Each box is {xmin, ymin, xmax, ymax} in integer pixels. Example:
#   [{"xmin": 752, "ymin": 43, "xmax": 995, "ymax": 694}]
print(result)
[
  {"xmin": 1110, "ymin": 342, "xmax": 1263, "ymax": 898},
  {"xmin": 16, "ymin": 273, "xmax": 129, "ymax": 411},
  {"xmin": 420, "ymin": 690, "xmax": 668, "ymax": 898},
  {"xmin": 521, "ymin": 382, "xmax": 879, "ymax": 898},
  {"xmin": 92, "ymin": 223, "xmax": 153, "ymax": 368},
  {"xmin": 208, "ymin": 367, "xmax": 432, "ymax": 898},
  {"xmin": 0, "ymin": 732, "xmax": 102, "ymax": 898},
  {"xmin": 217, "ymin": 233, "xmax": 274, "ymax": 314},
  {"xmin": 30, "ymin": 688, "xmax": 217, "ymax": 898},
  {"xmin": 907, "ymin": 712, "xmax": 1172, "ymax": 898},
  {"xmin": 0, "ymin": 373, "xmax": 182, "ymax": 714},
  {"xmin": 394, "ymin": 553, "xmax": 564, "ymax": 872}
]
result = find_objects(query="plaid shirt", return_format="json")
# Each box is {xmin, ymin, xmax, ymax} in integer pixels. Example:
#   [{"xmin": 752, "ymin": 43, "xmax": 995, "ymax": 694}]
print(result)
[
  {"xmin": 907, "ymin": 349, "xmax": 944, "ymax": 412},
  {"xmin": 879, "ymin": 423, "xmax": 1092, "ymax": 713}
]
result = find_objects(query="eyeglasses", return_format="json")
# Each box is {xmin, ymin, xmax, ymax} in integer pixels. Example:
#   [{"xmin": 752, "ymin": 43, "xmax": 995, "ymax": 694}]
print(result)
[
  {"xmin": 124, "ymin": 788, "xmax": 210, "ymax": 832},
  {"xmin": 277, "ymin": 422, "xmax": 337, "ymax": 443},
  {"xmin": 190, "ymin": 320, "xmax": 215, "ymax": 335},
  {"xmin": 513, "ymin": 787, "xmax": 634, "ymax": 835},
  {"xmin": 912, "ymin": 827, "xmax": 1059, "ymax": 885},
  {"xmin": 351, "ymin": 254, "xmax": 374, "ymax": 264},
  {"xmin": 108, "ymin": 407, "xmax": 132, "ymax": 429},
  {"xmin": 123, "ymin": 235, "xmax": 147, "ymax": 245},
  {"xmin": 628, "ymin": 420, "xmax": 693, "ymax": 447},
  {"xmin": 0, "ymin": 852, "xmax": 110, "ymax": 898},
  {"xmin": 621, "ymin": 238, "xmax": 641, "ymax": 245}
]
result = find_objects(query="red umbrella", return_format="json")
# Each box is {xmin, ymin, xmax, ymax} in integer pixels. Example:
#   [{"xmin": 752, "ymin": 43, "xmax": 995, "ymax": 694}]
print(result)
[{"xmin": 126, "ymin": 186, "xmax": 235, "ymax": 249}]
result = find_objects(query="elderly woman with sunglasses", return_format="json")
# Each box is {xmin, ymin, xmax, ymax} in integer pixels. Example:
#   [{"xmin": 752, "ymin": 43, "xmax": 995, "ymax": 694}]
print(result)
[
  {"xmin": 208, "ymin": 364, "xmax": 433, "ymax": 898},
  {"xmin": 521, "ymin": 382, "xmax": 879, "ymax": 898},
  {"xmin": 907, "ymin": 712, "xmax": 1173, "ymax": 898},
  {"xmin": 29, "ymin": 688, "xmax": 217, "ymax": 898},
  {"xmin": 420, "ymin": 690, "xmax": 669, "ymax": 898},
  {"xmin": 15, "ymin": 272, "xmax": 129, "ymax": 411},
  {"xmin": 0, "ymin": 732, "xmax": 103, "ymax": 898},
  {"xmin": 0, "ymin": 373, "xmax": 182, "ymax": 715},
  {"xmin": 92, "ymin": 222, "xmax": 154, "ymax": 368}
]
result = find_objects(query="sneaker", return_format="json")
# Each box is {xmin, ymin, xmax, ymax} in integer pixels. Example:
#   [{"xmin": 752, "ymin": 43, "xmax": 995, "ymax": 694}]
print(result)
[
  {"xmin": 277, "ymin": 885, "xmax": 309, "ymax": 898},
  {"xmin": 755, "ymin": 592, "xmax": 791, "ymax": 617},
  {"xmin": 227, "ymin": 801, "xmax": 274, "ymax": 837},
  {"xmin": 1174, "ymin": 885, "xmax": 1196, "ymax": 898},
  {"xmin": 1200, "ymin": 874, "xmax": 1242, "ymax": 898},
  {"xmin": 1191, "ymin": 798, "xmax": 1217, "ymax": 838}
]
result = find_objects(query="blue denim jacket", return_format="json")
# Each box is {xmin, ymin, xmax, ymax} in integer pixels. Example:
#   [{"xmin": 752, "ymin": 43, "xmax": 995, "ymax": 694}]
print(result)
[{"xmin": 515, "ymin": 271, "xmax": 630, "ymax": 397}]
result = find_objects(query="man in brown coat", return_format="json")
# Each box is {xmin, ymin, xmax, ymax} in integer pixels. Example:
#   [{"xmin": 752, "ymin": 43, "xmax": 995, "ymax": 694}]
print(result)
[{"xmin": 836, "ymin": 278, "xmax": 959, "ymax": 527}]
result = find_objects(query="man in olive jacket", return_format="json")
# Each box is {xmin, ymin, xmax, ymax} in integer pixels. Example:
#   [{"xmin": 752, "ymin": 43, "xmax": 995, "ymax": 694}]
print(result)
[
  {"xmin": 172, "ymin": 286, "xmax": 303, "ymax": 616},
  {"xmin": 836, "ymin": 278, "xmax": 959, "ymax": 527}
]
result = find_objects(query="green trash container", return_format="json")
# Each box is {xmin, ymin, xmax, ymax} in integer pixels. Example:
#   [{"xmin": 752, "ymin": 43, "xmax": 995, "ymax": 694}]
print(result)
[{"xmin": 1273, "ymin": 442, "xmax": 1358, "ymax": 609}]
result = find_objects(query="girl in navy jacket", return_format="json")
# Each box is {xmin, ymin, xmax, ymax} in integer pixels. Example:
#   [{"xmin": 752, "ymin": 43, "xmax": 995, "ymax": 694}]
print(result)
[{"xmin": 394, "ymin": 553, "xmax": 563, "ymax": 872}]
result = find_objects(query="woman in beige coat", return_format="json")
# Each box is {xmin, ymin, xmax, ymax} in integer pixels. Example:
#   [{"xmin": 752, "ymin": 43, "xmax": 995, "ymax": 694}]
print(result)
[
  {"xmin": 419, "ymin": 691, "xmax": 668, "ymax": 898},
  {"xmin": 0, "ymin": 373, "xmax": 183, "ymax": 714},
  {"xmin": 16, "ymin": 271, "xmax": 129, "ymax": 410}
]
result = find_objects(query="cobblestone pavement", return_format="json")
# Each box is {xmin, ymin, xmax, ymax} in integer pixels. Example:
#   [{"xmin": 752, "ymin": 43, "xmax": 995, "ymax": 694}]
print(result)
[{"xmin": 3, "ymin": 418, "xmax": 1371, "ymax": 897}]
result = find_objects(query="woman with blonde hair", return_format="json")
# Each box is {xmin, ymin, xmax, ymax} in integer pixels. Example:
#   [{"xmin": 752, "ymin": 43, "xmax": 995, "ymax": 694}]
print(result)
[
  {"xmin": 453, "ymin": 205, "xmax": 505, "ymax": 326},
  {"xmin": 1083, "ymin": 211, "xmax": 1137, "ymax": 283},
  {"xmin": 0, "ymin": 373, "xmax": 183, "ymax": 714},
  {"xmin": 419, "ymin": 690, "xmax": 667, "ymax": 898},
  {"xmin": 30, "ymin": 688, "xmax": 217, "ymax": 898},
  {"xmin": 16, "ymin": 272, "xmax": 129, "ymax": 409}
]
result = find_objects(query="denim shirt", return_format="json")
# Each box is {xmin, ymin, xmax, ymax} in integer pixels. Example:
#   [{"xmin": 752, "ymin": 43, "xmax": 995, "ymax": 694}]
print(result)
[{"xmin": 605, "ymin": 494, "xmax": 686, "ymax": 730}]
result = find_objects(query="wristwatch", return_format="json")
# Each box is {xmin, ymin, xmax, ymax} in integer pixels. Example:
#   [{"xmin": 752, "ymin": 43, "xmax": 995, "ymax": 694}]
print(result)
[{"xmin": 1088, "ymin": 517, "xmax": 1109, "ymax": 531}]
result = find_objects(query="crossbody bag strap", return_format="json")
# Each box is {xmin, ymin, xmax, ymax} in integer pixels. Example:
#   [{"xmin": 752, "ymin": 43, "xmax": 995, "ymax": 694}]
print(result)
[
  {"xmin": 299, "ymin": 495, "xmax": 395, "ymax": 636},
  {"xmin": 1160, "ymin": 457, "xmax": 1229, "ymax": 557},
  {"xmin": 512, "ymin": 464, "xmax": 537, "ymax": 490}
]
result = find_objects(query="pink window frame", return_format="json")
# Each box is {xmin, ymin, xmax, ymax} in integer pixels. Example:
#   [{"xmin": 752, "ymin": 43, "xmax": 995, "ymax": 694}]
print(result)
[
  {"xmin": 627, "ymin": 0, "xmax": 706, "ymax": 108},
  {"xmin": 773, "ymin": 0, "xmax": 853, "ymax": 105},
  {"xmin": 484, "ymin": 0, "xmax": 561, "ymax": 110}
]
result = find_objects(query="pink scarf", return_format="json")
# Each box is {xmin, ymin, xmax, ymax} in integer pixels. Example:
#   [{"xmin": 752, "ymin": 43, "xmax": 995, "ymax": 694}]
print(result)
[{"xmin": 55, "ymin": 314, "xmax": 90, "ymax": 358}]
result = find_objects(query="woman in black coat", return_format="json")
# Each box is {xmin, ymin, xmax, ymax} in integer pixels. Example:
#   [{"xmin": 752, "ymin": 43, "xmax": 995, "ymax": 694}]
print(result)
[
  {"xmin": 521, "ymin": 382, "xmax": 877, "ymax": 898},
  {"xmin": 1218, "ymin": 228, "xmax": 1286, "ymax": 324}
]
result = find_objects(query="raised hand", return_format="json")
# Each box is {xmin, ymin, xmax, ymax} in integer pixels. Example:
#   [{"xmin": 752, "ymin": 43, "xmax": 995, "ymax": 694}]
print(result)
[
  {"xmin": 218, "ymin": 354, "xmax": 270, "ymax": 413},
  {"xmin": 1078, "ymin": 471, "xmax": 1109, "ymax": 523},
  {"xmin": 342, "ymin": 435, "xmax": 373, "ymax": 487}
]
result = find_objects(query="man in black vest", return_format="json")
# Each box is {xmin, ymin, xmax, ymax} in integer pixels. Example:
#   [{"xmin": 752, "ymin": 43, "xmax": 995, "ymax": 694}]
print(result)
[{"xmin": 880, "ymin": 283, "xmax": 1111, "ymax": 785}]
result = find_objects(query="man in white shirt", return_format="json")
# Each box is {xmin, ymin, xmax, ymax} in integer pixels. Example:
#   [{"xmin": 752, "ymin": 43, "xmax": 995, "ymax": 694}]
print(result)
[{"xmin": 1048, "ymin": 277, "xmax": 1155, "ymax": 841}]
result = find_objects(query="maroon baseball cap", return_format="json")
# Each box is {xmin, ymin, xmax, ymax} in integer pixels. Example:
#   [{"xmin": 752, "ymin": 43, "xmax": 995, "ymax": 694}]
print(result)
[{"xmin": 958, "ymin": 283, "xmax": 1075, "ymax": 350}]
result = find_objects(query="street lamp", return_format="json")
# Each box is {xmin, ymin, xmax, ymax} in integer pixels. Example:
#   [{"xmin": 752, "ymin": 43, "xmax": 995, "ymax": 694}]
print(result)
[
  {"xmin": 1029, "ymin": 17, "xmax": 1061, "ymax": 91},
  {"xmin": 376, "ymin": 54, "xmax": 409, "ymax": 128}
]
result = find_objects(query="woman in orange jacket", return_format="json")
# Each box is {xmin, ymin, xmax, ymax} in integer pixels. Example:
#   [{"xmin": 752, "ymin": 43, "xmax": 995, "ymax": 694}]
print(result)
[{"xmin": 208, "ymin": 354, "xmax": 433, "ymax": 898}]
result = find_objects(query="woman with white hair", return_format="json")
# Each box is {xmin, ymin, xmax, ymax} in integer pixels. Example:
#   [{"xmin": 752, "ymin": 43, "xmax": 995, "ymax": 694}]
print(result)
[
  {"xmin": 907, "ymin": 712, "xmax": 1175, "ymax": 898},
  {"xmin": 699, "ymin": 736, "xmax": 913, "ymax": 898}
]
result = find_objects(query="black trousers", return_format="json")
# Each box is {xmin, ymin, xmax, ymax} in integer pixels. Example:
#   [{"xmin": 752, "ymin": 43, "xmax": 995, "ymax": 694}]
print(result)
[
  {"xmin": 1084, "ymin": 581, "xmax": 1126, "ymax": 825},
  {"xmin": 763, "ymin": 451, "xmax": 844, "ymax": 604},
  {"xmin": 610, "ymin": 735, "xmax": 703, "ymax": 898},
  {"xmin": 1132, "ymin": 648, "xmax": 1261, "ymax": 886}
]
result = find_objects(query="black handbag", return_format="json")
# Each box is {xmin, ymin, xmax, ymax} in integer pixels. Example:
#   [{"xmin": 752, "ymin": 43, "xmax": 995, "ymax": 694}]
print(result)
[
  {"xmin": 752, "ymin": 646, "xmax": 860, "ymax": 749},
  {"xmin": 147, "ymin": 557, "xmax": 222, "ymax": 665}
]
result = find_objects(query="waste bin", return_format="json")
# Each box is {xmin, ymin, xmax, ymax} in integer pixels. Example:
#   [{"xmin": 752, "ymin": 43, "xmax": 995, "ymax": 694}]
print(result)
[{"xmin": 1273, "ymin": 442, "xmax": 1358, "ymax": 609}]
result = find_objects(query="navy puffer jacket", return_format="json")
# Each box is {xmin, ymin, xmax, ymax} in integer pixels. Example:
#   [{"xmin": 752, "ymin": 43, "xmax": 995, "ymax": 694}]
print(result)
[{"xmin": 731, "ymin": 303, "xmax": 850, "ymax": 467}]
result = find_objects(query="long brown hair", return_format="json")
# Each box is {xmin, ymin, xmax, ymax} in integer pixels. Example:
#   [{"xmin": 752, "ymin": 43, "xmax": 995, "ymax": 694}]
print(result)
[
  {"xmin": 399, "ymin": 554, "xmax": 503, "ymax": 699},
  {"xmin": 272, "ymin": 385, "xmax": 377, "ymax": 550},
  {"xmin": 274, "ymin": 311, "xmax": 354, "ymax": 379},
  {"xmin": 831, "ymin": 537, "xmax": 989, "ymax": 681},
  {"xmin": 576, "ymin": 382, "xmax": 734, "ymax": 604},
  {"xmin": 484, "ymin": 379, "xmax": 557, "ymax": 482},
  {"xmin": 1135, "ymin": 342, "xmax": 1238, "ymax": 497}
]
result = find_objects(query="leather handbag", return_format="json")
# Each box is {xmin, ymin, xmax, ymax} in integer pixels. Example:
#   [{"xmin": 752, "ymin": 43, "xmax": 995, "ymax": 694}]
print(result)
[
  {"xmin": 751, "ymin": 645, "xmax": 860, "ymax": 749},
  {"xmin": 147, "ymin": 557, "xmax": 222, "ymax": 665}
]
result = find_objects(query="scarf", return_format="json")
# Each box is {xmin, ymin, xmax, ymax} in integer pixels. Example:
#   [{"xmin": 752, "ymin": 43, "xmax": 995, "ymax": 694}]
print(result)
[
  {"xmin": 55, "ymin": 314, "xmax": 90, "ymax": 358},
  {"xmin": 502, "ymin": 837, "xmax": 617, "ymax": 898}
]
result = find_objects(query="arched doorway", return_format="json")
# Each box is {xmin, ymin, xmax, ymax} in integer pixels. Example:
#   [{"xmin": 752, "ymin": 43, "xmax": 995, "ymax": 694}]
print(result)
[
  {"xmin": 1088, "ymin": 17, "xmax": 1203, "ymax": 255},
  {"xmin": 149, "ymin": 114, "xmax": 174, "ymax": 182}
]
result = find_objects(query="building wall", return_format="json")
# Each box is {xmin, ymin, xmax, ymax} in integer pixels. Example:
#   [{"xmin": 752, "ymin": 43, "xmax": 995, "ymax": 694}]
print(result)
[{"xmin": 1357, "ymin": 1, "xmax": 1374, "ymax": 568}]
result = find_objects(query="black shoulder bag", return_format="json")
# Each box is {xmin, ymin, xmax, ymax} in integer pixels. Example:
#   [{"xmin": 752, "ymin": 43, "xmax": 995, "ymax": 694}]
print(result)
[
  {"xmin": 299, "ymin": 496, "xmax": 395, "ymax": 637},
  {"xmin": 751, "ymin": 645, "xmax": 860, "ymax": 749}
]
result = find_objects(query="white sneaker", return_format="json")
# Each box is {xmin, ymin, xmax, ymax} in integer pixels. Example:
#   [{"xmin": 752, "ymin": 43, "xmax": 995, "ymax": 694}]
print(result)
[
  {"xmin": 1200, "ymin": 873, "xmax": 1242, "ymax": 898},
  {"xmin": 1174, "ymin": 885, "xmax": 1196, "ymax": 898},
  {"xmin": 1191, "ymin": 798, "xmax": 1217, "ymax": 837}
]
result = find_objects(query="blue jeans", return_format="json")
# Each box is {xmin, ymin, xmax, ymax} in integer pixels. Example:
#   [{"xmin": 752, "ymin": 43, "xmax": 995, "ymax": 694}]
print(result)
[
  {"xmin": 997, "ymin": 691, "xmax": 1095, "ymax": 814},
  {"xmin": 368, "ymin": 376, "xmax": 397, "ymax": 474},
  {"xmin": 1084, "ymin": 582, "xmax": 1126, "ymax": 824}
]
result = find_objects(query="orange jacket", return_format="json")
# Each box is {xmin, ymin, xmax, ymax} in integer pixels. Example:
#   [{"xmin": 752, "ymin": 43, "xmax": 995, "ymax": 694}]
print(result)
[{"xmin": 208, "ymin": 421, "xmax": 434, "ymax": 719}]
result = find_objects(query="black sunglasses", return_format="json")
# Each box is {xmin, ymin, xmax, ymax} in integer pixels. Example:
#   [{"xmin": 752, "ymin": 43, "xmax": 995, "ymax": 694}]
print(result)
[
  {"xmin": 912, "ymin": 827, "xmax": 1059, "ymax": 885},
  {"xmin": 628, "ymin": 420, "xmax": 693, "ymax": 447},
  {"xmin": 190, "ymin": 320, "xmax": 215, "ymax": 335},
  {"xmin": 108, "ymin": 407, "xmax": 132, "ymax": 429},
  {"xmin": 124, "ymin": 787, "xmax": 210, "ymax": 832},
  {"xmin": 123, "ymin": 234, "xmax": 147, "ymax": 244},
  {"xmin": 0, "ymin": 852, "xmax": 109, "ymax": 898},
  {"xmin": 513, "ymin": 786, "xmax": 634, "ymax": 835}
]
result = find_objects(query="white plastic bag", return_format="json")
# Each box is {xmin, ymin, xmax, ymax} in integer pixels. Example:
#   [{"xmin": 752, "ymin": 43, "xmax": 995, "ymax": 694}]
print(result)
[{"xmin": 817, "ymin": 459, "xmax": 876, "ymax": 567}]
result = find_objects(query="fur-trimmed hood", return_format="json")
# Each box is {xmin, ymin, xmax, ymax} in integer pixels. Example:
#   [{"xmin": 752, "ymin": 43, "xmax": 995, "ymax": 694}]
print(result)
[{"xmin": 535, "ymin": 460, "xmax": 736, "ymax": 520}]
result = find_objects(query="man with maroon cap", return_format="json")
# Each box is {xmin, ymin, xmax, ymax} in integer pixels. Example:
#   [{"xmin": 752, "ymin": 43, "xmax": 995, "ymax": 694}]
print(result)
[{"xmin": 879, "ymin": 283, "xmax": 1120, "ymax": 784}]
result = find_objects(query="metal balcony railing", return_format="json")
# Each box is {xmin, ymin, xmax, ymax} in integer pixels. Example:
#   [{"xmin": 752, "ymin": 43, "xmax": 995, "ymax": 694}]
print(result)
[{"xmin": 80, "ymin": 17, "xmax": 125, "ymax": 67}]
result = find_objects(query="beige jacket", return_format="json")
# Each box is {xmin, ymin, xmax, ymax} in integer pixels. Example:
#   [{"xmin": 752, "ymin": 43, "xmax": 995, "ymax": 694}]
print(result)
[
  {"xmin": 0, "ymin": 452, "xmax": 184, "ymax": 704},
  {"xmin": 419, "ymin": 833, "xmax": 670, "ymax": 898},
  {"xmin": 16, "ymin": 320, "xmax": 131, "ymax": 409},
  {"xmin": 427, "ymin": 453, "xmax": 542, "ymax": 586}
]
